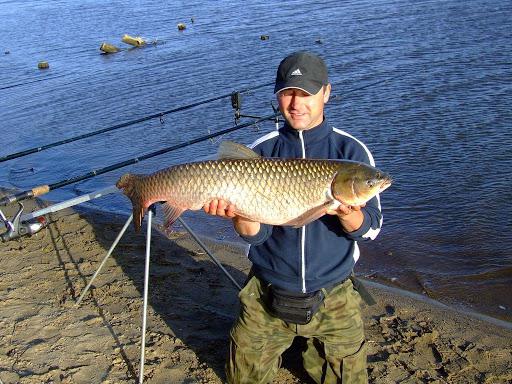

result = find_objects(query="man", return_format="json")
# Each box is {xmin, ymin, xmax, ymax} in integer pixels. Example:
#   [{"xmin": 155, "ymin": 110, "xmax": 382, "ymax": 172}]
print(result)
[{"xmin": 204, "ymin": 51, "xmax": 383, "ymax": 383}]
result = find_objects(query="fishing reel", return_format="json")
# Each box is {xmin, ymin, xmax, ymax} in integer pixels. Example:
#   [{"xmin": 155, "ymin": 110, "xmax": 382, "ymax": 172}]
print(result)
[{"xmin": 0, "ymin": 203, "xmax": 47, "ymax": 242}]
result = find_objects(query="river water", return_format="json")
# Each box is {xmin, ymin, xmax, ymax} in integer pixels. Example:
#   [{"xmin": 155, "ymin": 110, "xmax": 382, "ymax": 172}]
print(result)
[{"xmin": 1, "ymin": 0, "xmax": 511, "ymax": 322}]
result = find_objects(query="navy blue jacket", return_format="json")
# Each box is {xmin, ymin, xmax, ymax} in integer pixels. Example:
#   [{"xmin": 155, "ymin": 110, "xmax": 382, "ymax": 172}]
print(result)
[{"xmin": 240, "ymin": 119, "xmax": 383, "ymax": 293}]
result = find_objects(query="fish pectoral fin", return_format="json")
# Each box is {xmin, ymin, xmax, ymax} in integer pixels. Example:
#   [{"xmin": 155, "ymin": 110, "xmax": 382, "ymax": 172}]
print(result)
[
  {"xmin": 217, "ymin": 141, "xmax": 261, "ymax": 160},
  {"xmin": 284, "ymin": 201, "xmax": 334, "ymax": 228},
  {"xmin": 162, "ymin": 202, "xmax": 185, "ymax": 228}
]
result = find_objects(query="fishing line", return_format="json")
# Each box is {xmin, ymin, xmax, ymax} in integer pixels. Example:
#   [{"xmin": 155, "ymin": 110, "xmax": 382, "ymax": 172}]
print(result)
[
  {"xmin": 333, "ymin": 73, "xmax": 403, "ymax": 97},
  {"xmin": 1, "ymin": 58, "xmax": 418, "ymax": 164},
  {"xmin": 0, "ymin": 68, "xmax": 414, "ymax": 207},
  {"xmin": 327, "ymin": 65, "xmax": 420, "ymax": 104},
  {"xmin": 0, "ymin": 113, "xmax": 279, "ymax": 206},
  {"xmin": 0, "ymin": 81, "xmax": 273, "ymax": 164},
  {"xmin": 0, "ymin": 74, "xmax": 69, "ymax": 91}
]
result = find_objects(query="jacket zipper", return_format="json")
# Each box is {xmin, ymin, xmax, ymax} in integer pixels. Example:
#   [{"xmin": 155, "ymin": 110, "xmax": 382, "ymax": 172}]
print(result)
[{"xmin": 299, "ymin": 131, "xmax": 307, "ymax": 293}]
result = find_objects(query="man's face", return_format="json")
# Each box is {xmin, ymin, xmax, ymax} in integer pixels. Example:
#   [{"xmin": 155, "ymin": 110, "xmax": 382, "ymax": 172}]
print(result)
[{"xmin": 277, "ymin": 84, "xmax": 331, "ymax": 130}]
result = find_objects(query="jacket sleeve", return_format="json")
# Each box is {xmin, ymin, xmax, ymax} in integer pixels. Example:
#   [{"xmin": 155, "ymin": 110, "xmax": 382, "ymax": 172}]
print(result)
[
  {"xmin": 343, "ymin": 195, "xmax": 383, "ymax": 241},
  {"xmin": 341, "ymin": 137, "xmax": 384, "ymax": 242},
  {"xmin": 238, "ymin": 223, "xmax": 273, "ymax": 245}
]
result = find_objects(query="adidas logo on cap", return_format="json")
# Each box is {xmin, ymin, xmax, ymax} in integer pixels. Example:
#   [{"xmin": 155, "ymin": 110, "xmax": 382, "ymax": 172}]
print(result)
[{"xmin": 290, "ymin": 68, "xmax": 302, "ymax": 76}]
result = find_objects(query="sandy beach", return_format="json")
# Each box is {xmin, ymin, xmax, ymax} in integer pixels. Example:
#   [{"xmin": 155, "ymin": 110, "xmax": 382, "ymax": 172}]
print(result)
[{"xmin": 1, "ymin": 194, "xmax": 511, "ymax": 384}]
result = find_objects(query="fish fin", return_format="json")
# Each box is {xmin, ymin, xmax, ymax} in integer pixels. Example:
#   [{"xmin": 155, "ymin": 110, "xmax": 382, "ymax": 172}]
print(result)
[
  {"xmin": 284, "ymin": 201, "xmax": 334, "ymax": 228},
  {"xmin": 162, "ymin": 201, "xmax": 185, "ymax": 229},
  {"xmin": 218, "ymin": 141, "xmax": 261, "ymax": 160},
  {"xmin": 116, "ymin": 173, "xmax": 146, "ymax": 232}
]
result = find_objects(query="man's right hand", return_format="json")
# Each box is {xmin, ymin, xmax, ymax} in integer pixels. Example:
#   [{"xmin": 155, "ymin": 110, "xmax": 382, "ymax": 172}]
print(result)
[{"xmin": 203, "ymin": 199, "xmax": 261, "ymax": 236}]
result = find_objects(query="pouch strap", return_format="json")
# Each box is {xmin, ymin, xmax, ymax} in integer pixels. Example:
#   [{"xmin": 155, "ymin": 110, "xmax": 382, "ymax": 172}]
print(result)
[{"xmin": 350, "ymin": 274, "xmax": 376, "ymax": 306}]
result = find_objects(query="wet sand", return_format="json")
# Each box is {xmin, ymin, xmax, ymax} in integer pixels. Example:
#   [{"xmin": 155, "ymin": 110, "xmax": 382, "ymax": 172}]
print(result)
[{"xmin": 0, "ymin": 195, "xmax": 511, "ymax": 383}]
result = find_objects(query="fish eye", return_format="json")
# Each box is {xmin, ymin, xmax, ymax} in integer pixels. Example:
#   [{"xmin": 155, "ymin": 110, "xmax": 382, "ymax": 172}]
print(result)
[{"xmin": 366, "ymin": 180, "xmax": 376, "ymax": 188}]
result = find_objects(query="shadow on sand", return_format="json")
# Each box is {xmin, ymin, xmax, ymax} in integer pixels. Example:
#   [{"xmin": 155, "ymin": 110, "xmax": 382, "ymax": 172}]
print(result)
[{"xmin": 69, "ymin": 206, "xmax": 314, "ymax": 382}]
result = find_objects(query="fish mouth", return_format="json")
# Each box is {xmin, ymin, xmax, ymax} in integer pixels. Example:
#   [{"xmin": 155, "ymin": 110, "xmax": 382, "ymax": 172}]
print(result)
[{"xmin": 379, "ymin": 177, "xmax": 393, "ymax": 192}]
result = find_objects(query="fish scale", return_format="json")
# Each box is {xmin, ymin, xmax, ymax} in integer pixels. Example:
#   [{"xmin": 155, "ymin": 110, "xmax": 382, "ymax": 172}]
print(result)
[
  {"xmin": 149, "ymin": 158, "xmax": 335, "ymax": 223},
  {"xmin": 116, "ymin": 141, "xmax": 391, "ymax": 232}
]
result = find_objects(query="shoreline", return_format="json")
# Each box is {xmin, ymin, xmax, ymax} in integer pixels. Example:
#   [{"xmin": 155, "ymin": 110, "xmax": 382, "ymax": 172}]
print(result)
[
  {"xmin": 196, "ymin": 230, "xmax": 512, "ymax": 328},
  {"xmin": 359, "ymin": 279, "xmax": 512, "ymax": 331},
  {"xmin": 1, "ymin": 193, "xmax": 511, "ymax": 383},
  {"xmin": 3, "ymin": 187, "xmax": 511, "ymax": 325}
]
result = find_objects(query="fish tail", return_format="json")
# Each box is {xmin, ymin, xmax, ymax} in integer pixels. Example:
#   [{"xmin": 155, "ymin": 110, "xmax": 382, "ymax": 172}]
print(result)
[{"xmin": 116, "ymin": 173, "xmax": 146, "ymax": 232}]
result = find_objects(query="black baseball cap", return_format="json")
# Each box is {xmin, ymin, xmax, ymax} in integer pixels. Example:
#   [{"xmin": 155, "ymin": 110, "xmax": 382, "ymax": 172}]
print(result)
[{"xmin": 274, "ymin": 51, "xmax": 329, "ymax": 95}]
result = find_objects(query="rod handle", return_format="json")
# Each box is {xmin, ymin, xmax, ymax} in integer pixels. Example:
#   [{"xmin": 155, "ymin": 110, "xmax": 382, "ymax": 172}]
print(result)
[
  {"xmin": 0, "ymin": 185, "xmax": 50, "ymax": 206},
  {"xmin": 32, "ymin": 185, "xmax": 50, "ymax": 197}
]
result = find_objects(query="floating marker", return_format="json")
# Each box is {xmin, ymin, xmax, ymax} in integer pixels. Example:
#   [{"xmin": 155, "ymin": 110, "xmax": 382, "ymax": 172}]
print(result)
[
  {"xmin": 177, "ymin": 23, "xmax": 186, "ymax": 31},
  {"xmin": 122, "ymin": 34, "xmax": 145, "ymax": 47},
  {"xmin": 38, "ymin": 61, "xmax": 49, "ymax": 69},
  {"xmin": 260, "ymin": 35, "xmax": 269, "ymax": 40},
  {"xmin": 99, "ymin": 43, "xmax": 120, "ymax": 54}
]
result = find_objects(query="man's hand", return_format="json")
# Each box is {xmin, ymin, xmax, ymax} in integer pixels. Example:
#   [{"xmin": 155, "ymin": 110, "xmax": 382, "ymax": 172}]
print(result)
[
  {"xmin": 203, "ymin": 199, "xmax": 261, "ymax": 236},
  {"xmin": 326, "ymin": 203, "xmax": 365, "ymax": 233},
  {"xmin": 203, "ymin": 199, "xmax": 237, "ymax": 218}
]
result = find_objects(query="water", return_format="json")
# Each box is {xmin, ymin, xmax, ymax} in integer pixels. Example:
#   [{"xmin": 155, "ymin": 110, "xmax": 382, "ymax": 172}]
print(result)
[{"xmin": 1, "ymin": 0, "xmax": 511, "ymax": 321}]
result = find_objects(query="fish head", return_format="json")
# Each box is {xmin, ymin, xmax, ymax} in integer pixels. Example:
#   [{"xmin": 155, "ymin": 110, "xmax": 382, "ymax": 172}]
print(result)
[{"xmin": 331, "ymin": 161, "xmax": 392, "ymax": 206}]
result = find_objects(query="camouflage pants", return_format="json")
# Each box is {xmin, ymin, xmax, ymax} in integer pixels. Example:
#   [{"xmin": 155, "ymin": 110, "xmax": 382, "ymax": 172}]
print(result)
[{"xmin": 226, "ymin": 275, "xmax": 367, "ymax": 384}]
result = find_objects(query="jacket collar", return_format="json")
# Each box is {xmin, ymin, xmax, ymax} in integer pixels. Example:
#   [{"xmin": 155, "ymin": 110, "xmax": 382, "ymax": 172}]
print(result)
[{"xmin": 280, "ymin": 118, "xmax": 331, "ymax": 145}]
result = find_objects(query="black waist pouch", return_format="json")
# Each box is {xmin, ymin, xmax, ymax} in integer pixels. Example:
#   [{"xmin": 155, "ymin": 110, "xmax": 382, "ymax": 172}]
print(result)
[{"xmin": 267, "ymin": 286, "xmax": 325, "ymax": 325}]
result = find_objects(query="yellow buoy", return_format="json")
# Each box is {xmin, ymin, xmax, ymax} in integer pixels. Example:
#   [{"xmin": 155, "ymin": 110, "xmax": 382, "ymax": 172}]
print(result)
[
  {"xmin": 177, "ymin": 23, "xmax": 186, "ymax": 31},
  {"xmin": 121, "ymin": 34, "xmax": 145, "ymax": 47},
  {"xmin": 100, "ymin": 43, "xmax": 120, "ymax": 53},
  {"xmin": 38, "ymin": 61, "xmax": 49, "ymax": 69}
]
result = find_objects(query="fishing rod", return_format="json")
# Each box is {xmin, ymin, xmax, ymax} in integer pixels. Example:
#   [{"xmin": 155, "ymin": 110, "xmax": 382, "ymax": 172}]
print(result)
[
  {"xmin": 1, "ymin": 68, "xmax": 407, "ymax": 165},
  {"xmin": 0, "ymin": 81, "xmax": 273, "ymax": 164},
  {"xmin": 0, "ymin": 112, "xmax": 279, "ymax": 208},
  {"xmin": 0, "ymin": 72, "xmax": 406, "ymax": 207},
  {"xmin": 0, "ymin": 72, "xmax": 407, "ymax": 240}
]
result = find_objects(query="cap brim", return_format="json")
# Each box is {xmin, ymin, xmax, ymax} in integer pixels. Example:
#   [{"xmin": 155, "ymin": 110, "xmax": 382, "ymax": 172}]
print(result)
[
  {"xmin": 274, "ymin": 79, "xmax": 323, "ymax": 95},
  {"xmin": 275, "ymin": 86, "xmax": 315, "ymax": 95}
]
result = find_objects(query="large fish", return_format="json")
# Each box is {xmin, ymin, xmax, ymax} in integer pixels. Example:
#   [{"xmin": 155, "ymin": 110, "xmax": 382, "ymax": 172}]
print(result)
[{"xmin": 116, "ymin": 141, "xmax": 391, "ymax": 232}]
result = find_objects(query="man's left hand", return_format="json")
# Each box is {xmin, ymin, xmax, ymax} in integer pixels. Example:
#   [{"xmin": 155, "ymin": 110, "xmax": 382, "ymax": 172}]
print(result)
[
  {"xmin": 326, "ymin": 203, "xmax": 365, "ymax": 232},
  {"xmin": 326, "ymin": 202, "xmax": 365, "ymax": 217}
]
